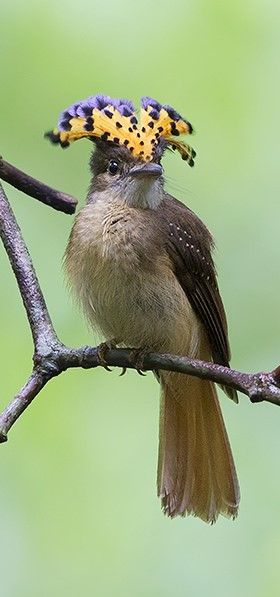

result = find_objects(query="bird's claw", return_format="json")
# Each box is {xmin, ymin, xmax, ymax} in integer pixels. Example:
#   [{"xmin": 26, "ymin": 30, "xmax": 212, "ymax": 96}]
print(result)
[
  {"xmin": 97, "ymin": 342, "xmax": 150, "ymax": 376},
  {"xmin": 129, "ymin": 347, "xmax": 150, "ymax": 376},
  {"xmin": 97, "ymin": 339, "xmax": 117, "ymax": 371}
]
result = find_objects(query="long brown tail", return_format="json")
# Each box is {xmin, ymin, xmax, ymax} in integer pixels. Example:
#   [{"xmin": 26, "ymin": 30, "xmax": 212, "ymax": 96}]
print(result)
[{"xmin": 157, "ymin": 372, "xmax": 240, "ymax": 523}]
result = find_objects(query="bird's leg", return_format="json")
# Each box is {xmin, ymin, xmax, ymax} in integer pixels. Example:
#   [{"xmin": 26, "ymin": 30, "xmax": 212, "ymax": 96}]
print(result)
[
  {"xmin": 97, "ymin": 339, "xmax": 118, "ymax": 372},
  {"xmin": 129, "ymin": 346, "xmax": 151, "ymax": 376},
  {"xmin": 97, "ymin": 339, "xmax": 127, "ymax": 376}
]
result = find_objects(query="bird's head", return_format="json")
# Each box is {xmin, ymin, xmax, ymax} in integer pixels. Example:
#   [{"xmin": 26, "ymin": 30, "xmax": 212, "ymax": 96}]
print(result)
[{"xmin": 45, "ymin": 94, "xmax": 196, "ymax": 209}]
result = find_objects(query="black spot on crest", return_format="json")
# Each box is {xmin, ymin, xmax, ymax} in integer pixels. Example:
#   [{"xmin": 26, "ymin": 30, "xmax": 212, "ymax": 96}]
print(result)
[
  {"xmin": 149, "ymin": 109, "xmax": 159, "ymax": 120},
  {"xmin": 60, "ymin": 119, "xmax": 71, "ymax": 131},
  {"xmin": 84, "ymin": 116, "xmax": 94, "ymax": 131},
  {"xmin": 82, "ymin": 106, "xmax": 93, "ymax": 117},
  {"xmin": 170, "ymin": 121, "xmax": 180, "ymax": 136},
  {"xmin": 187, "ymin": 121, "xmax": 193, "ymax": 134},
  {"xmin": 122, "ymin": 106, "xmax": 132, "ymax": 117},
  {"xmin": 44, "ymin": 130, "xmax": 61, "ymax": 144}
]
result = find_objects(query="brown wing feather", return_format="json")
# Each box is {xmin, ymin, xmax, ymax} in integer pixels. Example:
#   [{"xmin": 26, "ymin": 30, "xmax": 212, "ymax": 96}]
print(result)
[{"xmin": 162, "ymin": 193, "xmax": 237, "ymax": 402}]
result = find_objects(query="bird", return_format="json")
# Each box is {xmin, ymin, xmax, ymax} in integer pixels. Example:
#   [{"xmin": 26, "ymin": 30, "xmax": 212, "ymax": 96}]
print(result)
[{"xmin": 46, "ymin": 94, "xmax": 240, "ymax": 523}]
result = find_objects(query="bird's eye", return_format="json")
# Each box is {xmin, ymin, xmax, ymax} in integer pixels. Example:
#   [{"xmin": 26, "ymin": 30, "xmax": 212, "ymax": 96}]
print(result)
[{"xmin": 108, "ymin": 160, "xmax": 119, "ymax": 175}]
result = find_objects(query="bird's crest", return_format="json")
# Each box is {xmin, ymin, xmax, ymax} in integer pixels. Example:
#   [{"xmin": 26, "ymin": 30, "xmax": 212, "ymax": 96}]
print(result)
[{"xmin": 45, "ymin": 94, "xmax": 196, "ymax": 166}]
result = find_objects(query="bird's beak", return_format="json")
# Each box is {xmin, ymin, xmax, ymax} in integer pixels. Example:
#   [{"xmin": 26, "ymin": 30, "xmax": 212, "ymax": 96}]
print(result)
[{"xmin": 130, "ymin": 163, "xmax": 163, "ymax": 178}]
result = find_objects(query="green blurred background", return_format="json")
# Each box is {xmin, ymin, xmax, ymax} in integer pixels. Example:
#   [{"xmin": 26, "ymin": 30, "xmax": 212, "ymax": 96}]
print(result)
[{"xmin": 1, "ymin": 1, "xmax": 280, "ymax": 595}]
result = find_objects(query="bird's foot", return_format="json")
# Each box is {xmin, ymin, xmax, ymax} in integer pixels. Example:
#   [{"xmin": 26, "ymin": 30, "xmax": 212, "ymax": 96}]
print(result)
[
  {"xmin": 129, "ymin": 346, "xmax": 151, "ymax": 376},
  {"xmin": 97, "ymin": 339, "xmax": 117, "ymax": 372}
]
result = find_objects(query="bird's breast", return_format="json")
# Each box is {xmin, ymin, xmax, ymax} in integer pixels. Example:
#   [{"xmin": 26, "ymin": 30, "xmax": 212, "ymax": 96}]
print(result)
[
  {"xmin": 70, "ymin": 198, "xmax": 152, "ymax": 268},
  {"xmin": 65, "ymin": 199, "xmax": 199, "ymax": 354}
]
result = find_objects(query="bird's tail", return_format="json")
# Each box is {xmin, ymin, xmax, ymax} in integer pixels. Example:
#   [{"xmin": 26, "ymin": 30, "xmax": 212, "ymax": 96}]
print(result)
[{"xmin": 157, "ymin": 371, "xmax": 240, "ymax": 523}]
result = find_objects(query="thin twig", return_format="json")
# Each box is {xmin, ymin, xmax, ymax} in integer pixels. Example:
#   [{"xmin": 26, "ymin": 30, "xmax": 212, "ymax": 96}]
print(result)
[
  {"xmin": 0, "ymin": 370, "xmax": 50, "ymax": 442},
  {"xmin": 0, "ymin": 157, "xmax": 77, "ymax": 214},
  {"xmin": 0, "ymin": 170, "xmax": 280, "ymax": 445}
]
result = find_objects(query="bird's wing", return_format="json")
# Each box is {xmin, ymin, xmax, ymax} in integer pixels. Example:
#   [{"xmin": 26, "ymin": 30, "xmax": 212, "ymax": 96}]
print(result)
[{"xmin": 162, "ymin": 193, "xmax": 237, "ymax": 402}]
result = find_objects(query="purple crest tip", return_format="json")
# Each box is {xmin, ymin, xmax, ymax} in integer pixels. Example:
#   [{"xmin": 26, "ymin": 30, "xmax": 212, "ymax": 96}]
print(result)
[
  {"xmin": 141, "ymin": 96, "xmax": 163, "ymax": 111},
  {"xmin": 57, "ymin": 94, "xmax": 136, "ymax": 131},
  {"xmin": 163, "ymin": 104, "xmax": 182, "ymax": 122},
  {"xmin": 141, "ymin": 97, "xmax": 186, "ymax": 123}
]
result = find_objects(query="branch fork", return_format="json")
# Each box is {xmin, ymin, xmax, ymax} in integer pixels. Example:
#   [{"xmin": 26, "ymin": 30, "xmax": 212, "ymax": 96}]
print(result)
[{"xmin": 0, "ymin": 156, "xmax": 280, "ymax": 443}]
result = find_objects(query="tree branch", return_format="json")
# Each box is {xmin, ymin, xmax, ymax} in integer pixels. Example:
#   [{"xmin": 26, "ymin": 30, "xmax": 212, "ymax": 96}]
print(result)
[
  {"xmin": 0, "ymin": 179, "xmax": 60, "ymax": 352},
  {"xmin": 0, "ymin": 157, "xmax": 77, "ymax": 214},
  {"xmin": 0, "ymin": 168, "xmax": 280, "ymax": 444}
]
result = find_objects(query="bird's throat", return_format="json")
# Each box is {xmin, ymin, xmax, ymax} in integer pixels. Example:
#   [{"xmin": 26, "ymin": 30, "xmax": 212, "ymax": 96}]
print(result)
[{"xmin": 120, "ymin": 177, "xmax": 164, "ymax": 209}]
